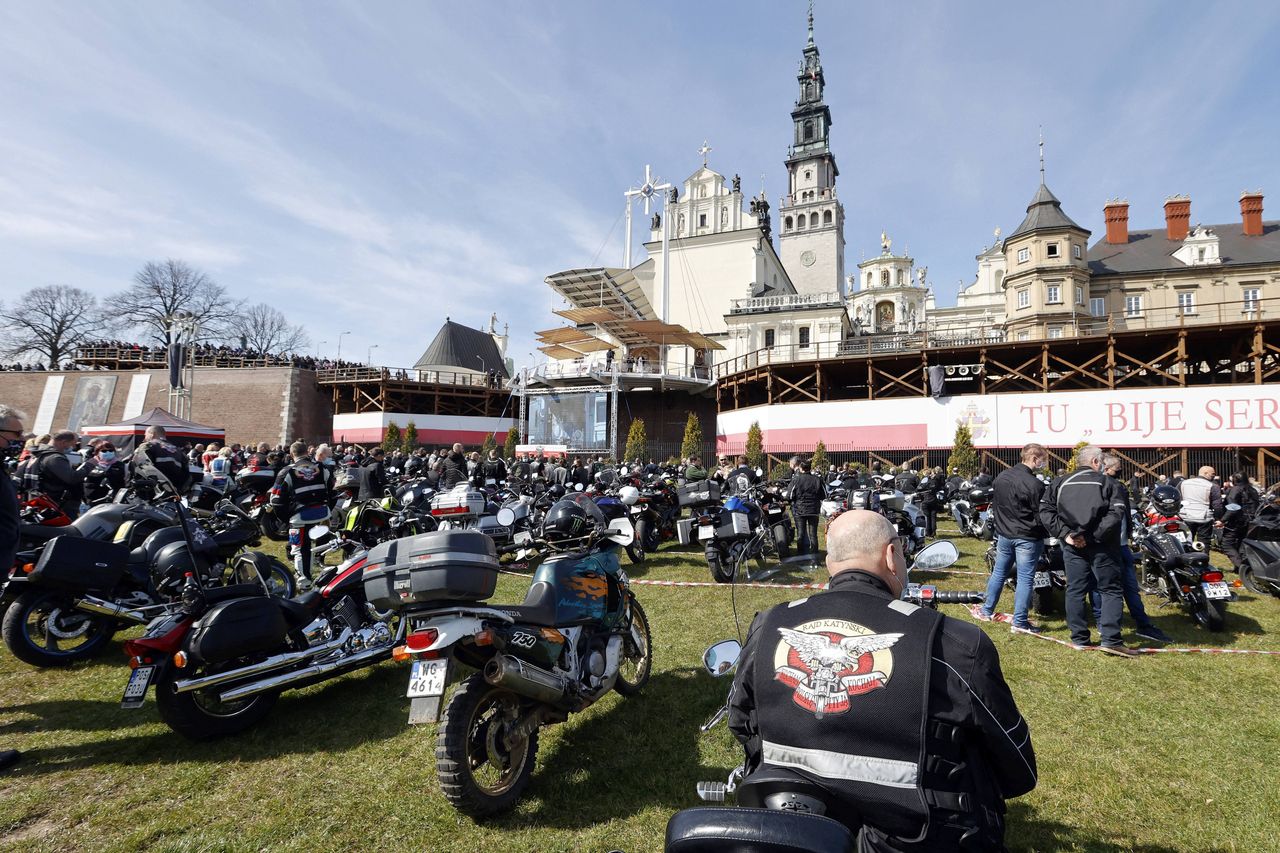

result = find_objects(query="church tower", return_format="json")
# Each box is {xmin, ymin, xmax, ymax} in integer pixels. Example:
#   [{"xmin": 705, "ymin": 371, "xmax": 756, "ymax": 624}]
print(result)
[{"xmin": 778, "ymin": 7, "xmax": 845, "ymax": 296}]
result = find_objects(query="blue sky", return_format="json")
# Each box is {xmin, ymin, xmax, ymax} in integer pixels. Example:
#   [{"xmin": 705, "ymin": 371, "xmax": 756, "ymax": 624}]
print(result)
[{"xmin": 3, "ymin": 1, "xmax": 1278, "ymax": 370}]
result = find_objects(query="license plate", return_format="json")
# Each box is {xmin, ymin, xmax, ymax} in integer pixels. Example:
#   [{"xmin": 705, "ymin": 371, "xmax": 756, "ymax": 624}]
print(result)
[
  {"xmin": 1202, "ymin": 581, "xmax": 1231, "ymax": 600},
  {"xmin": 407, "ymin": 658, "xmax": 449, "ymax": 698},
  {"xmin": 1034, "ymin": 571, "xmax": 1050, "ymax": 589},
  {"xmin": 121, "ymin": 665, "xmax": 155, "ymax": 709},
  {"xmin": 630, "ymin": 506, "xmax": 643, "ymax": 515},
  {"xmin": 698, "ymin": 525, "xmax": 715, "ymax": 541}
]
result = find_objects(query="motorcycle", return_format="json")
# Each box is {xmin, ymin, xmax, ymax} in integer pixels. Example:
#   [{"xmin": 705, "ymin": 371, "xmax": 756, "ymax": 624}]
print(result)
[
  {"xmin": 3, "ymin": 500, "xmax": 293, "ymax": 668},
  {"xmin": 698, "ymin": 481, "xmax": 793, "ymax": 584},
  {"xmin": 1137, "ymin": 515, "xmax": 1237, "ymax": 631},
  {"xmin": 982, "ymin": 536, "xmax": 1066, "ymax": 615},
  {"xmin": 1240, "ymin": 500, "xmax": 1280, "ymax": 597},
  {"xmin": 874, "ymin": 485, "xmax": 927, "ymax": 560},
  {"xmin": 388, "ymin": 500, "xmax": 651, "ymax": 816},
  {"xmin": 631, "ymin": 472, "xmax": 682, "ymax": 553},
  {"xmin": 950, "ymin": 485, "xmax": 993, "ymax": 540},
  {"xmin": 677, "ymin": 542, "xmax": 973, "ymax": 852},
  {"xmin": 121, "ymin": 545, "xmax": 394, "ymax": 740}
]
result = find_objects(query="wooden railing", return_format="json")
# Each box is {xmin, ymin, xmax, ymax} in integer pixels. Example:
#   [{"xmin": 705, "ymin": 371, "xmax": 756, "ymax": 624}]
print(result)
[{"xmin": 315, "ymin": 366, "xmax": 503, "ymax": 389}]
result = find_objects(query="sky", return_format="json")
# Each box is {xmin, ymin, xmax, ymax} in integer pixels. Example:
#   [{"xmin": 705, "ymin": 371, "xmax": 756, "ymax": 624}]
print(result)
[{"xmin": 3, "ymin": 0, "xmax": 1279, "ymax": 371}]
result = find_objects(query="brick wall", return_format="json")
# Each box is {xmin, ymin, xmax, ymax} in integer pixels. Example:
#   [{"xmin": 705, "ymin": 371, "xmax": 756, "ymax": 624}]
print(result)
[{"xmin": 0, "ymin": 367, "xmax": 333, "ymax": 447}]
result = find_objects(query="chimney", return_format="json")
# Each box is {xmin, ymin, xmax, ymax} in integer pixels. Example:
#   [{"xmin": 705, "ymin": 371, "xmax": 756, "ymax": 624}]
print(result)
[
  {"xmin": 1164, "ymin": 195, "xmax": 1191, "ymax": 241},
  {"xmin": 1103, "ymin": 199, "xmax": 1129, "ymax": 244},
  {"xmin": 1241, "ymin": 190, "xmax": 1264, "ymax": 237}
]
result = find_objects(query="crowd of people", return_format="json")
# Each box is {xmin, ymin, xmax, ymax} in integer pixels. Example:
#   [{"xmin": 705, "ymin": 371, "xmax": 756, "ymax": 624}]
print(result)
[{"xmin": 0, "ymin": 342, "xmax": 371, "ymax": 373}]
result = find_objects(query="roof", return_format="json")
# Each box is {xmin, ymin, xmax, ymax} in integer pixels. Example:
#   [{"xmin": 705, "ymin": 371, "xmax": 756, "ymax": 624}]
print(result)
[
  {"xmin": 1089, "ymin": 220, "xmax": 1280, "ymax": 276},
  {"xmin": 1006, "ymin": 182, "xmax": 1087, "ymax": 241},
  {"xmin": 414, "ymin": 320, "xmax": 508, "ymax": 377},
  {"xmin": 79, "ymin": 407, "xmax": 224, "ymax": 438}
]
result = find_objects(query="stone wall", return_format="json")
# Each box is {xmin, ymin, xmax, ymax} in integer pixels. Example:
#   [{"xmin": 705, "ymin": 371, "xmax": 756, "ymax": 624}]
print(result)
[{"xmin": 0, "ymin": 367, "xmax": 332, "ymax": 447}]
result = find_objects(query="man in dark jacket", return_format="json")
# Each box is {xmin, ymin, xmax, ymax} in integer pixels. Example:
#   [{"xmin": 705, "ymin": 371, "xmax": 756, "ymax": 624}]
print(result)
[
  {"xmin": 131, "ymin": 425, "xmax": 193, "ymax": 495},
  {"xmin": 441, "ymin": 443, "xmax": 469, "ymax": 489},
  {"xmin": 481, "ymin": 450, "xmax": 508, "ymax": 486},
  {"xmin": 1220, "ymin": 471, "xmax": 1258, "ymax": 573},
  {"xmin": 357, "ymin": 447, "xmax": 387, "ymax": 500},
  {"xmin": 26, "ymin": 430, "xmax": 86, "ymax": 517},
  {"xmin": 1, "ymin": 405, "xmax": 28, "ymax": 769},
  {"xmin": 973, "ymin": 444, "xmax": 1047, "ymax": 633},
  {"xmin": 729, "ymin": 510, "xmax": 1036, "ymax": 850},
  {"xmin": 787, "ymin": 458, "xmax": 824, "ymax": 557},
  {"xmin": 1039, "ymin": 445, "xmax": 1137, "ymax": 656},
  {"xmin": 272, "ymin": 441, "xmax": 333, "ymax": 586},
  {"xmin": 894, "ymin": 467, "xmax": 920, "ymax": 495}
]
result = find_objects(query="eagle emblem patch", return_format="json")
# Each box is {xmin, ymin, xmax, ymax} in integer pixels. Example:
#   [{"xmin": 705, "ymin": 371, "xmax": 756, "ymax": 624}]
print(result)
[{"xmin": 773, "ymin": 619, "xmax": 902, "ymax": 719}]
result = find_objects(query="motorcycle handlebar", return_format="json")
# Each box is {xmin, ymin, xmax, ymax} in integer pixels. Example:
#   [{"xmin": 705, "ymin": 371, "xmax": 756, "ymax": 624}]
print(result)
[{"xmin": 903, "ymin": 586, "xmax": 985, "ymax": 607}]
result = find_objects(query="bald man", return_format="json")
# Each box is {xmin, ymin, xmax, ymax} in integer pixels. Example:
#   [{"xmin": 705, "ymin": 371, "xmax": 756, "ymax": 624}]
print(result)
[{"xmin": 728, "ymin": 510, "xmax": 1036, "ymax": 851}]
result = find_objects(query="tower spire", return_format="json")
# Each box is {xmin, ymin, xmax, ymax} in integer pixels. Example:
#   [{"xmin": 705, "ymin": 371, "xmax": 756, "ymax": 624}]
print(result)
[
  {"xmin": 807, "ymin": 0, "xmax": 815, "ymax": 46},
  {"xmin": 1038, "ymin": 125, "xmax": 1045, "ymax": 185}
]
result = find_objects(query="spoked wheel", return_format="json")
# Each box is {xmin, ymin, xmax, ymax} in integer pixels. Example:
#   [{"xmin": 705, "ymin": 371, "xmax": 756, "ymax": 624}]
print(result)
[
  {"xmin": 1, "ymin": 590, "xmax": 116, "ymax": 667},
  {"xmin": 614, "ymin": 596, "xmax": 652, "ymax": 696},
  {"xmin": 436, "ymin": 674, "xmax": 538, "ymax": 818},
  {"xmin": 234, "ymin": 557, "xmax": 295, "ymax": 598}
]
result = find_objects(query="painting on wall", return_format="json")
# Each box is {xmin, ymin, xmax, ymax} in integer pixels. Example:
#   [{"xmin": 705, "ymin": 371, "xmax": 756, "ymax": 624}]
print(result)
[{"xmin": 67, "ymin": 375, "xmax": 117, "ymax": 433}]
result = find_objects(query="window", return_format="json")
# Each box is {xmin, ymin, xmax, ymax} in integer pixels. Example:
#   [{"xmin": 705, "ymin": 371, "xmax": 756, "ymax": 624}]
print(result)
[
  {"xmin": 1177, "ymin": 291, "xmax": 1196, "ymax": 315},
  {"xmin": 823, "ymin": 210, "xmax": 832, "ymax": 225},
  {"xmin": 1075, "ymin": 286, "xmax": 1085, "ymax": 305},
  {"xmin": 804, "ymin": 121, "xmax": 814, "ymax": 141},
  {"xmin": 1243, "ymin": 287, "xmax": 1261, "ymax": 312},
  {"xmin": 1090, "ymin": 297, "xmax": 1105, "ymax": 317},
  {"xmin": 1046, "ymin": 242, "xmax": 1059, "ymax": 258},
  {"xmin": 799, "ymin": 327, "xmax": 811, "ymax": 349},
  {"xmin": 994, "ymin": 270, "xmax": 1004, "ymax": 289},
  {"xmin": 1046, "ymin": 284, "xmax": 1061, "ymax": 304},
  {"xmin": 805, "ymin": 170, "xmax": 812, "ymax": 180},
  {"xmin": 698, "ymin": 213, "xmax": 706, "ymax": 228},
  {"xmin": 1017, "ymin": 247, "xmax": 1030, "ymax": 264},
  {"xmin": 1073, "ymin": 245, "xmax": 1082, "ymax": 259},
  {"xmin": 897, "ymin": 270, "xmax": 905, "ymax": 286},
  {"xmin": 796, "ymin": 216, "xmax": 805, "ymax": 230},
  {"xmin": 1125, "ymin": 295, "xmax": 1143, "ymax": 317},
  {"xmin": 866, "ymin": 272, "xmax": 873, "ymax": 288},
  {"xmin": 1016, "ymin": 330, "xmax": 1030, "ymax": 341},
  {"xmin": 881, "ymin": 270, "xmax": 890, "ymax": 286},
  {"xmin": 809, "ymin": 212, "xmax": 818, "ymax": 227},
  {"xmin": 784, "ymin": 216, "xmax": 793, "ymax": 230},
  {"xmin": 1048, "ymin": 326, "xmax": 1064, "ymax": 339},
  {"xmin": 1197, "ymin": 248, "xmax": 1206, "ymax": 262},
  {"xmin": 764, "ymin": 329, "xmax": 775, "ymax": 349},
  {"xmin": 1017, "ymin": 289, "xmax": 1030, "ymax": 309}
]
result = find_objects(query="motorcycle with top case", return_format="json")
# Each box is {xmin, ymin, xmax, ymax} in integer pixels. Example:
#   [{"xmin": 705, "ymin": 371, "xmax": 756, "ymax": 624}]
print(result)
[{"xmin": 386, "ymin": 512, "xmax": 652, "ymax": 817}]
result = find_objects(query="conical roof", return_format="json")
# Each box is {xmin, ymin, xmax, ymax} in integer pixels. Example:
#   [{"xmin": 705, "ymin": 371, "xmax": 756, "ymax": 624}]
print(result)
[
  {"xmin": 414, "ymin": 319, "xmax": 508, "ymax": 378},
  {"xmin": 1007, "ymin": 182, "xmax": 1087, "ymax": 240}
]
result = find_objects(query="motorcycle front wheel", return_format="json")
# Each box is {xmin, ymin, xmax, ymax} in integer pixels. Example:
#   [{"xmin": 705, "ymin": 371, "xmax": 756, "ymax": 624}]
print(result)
[
  {"xmin": 155, "ymin": 666, "xmax": 280, "ymax": 740},
  {"xmin": 635, "ymin": 517, "xmax": 659, "ymax": 552},
  {"xmin": 1, "ymin": 590, "xmax": 116, "ymax": 667},
  {"xmin": 614, "ymin": 597, "xmax": 652, "ymax": 696},
  {"xmin": 436, "ymin": 673, "xmax": 538, "ymax": 817},
  {"xmin": 625, "ymin": 541, "xmax": 646, "ymax": 564}
]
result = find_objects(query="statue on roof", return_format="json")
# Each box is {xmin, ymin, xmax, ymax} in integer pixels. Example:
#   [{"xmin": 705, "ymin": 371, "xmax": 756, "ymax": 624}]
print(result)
[
  {"xmin": 732, "ymin": 173, "xmax": 741, "ymax": 193},
  {"xmin": 881, "ymin": 230, "xmax": 892, "ymax": 254},
  {"xmin": 669, "ymin": 186, "xmax": 679, "ymax": 203},
  {"xmin": 917, "ymin": 266, "xmax": 928, "ymax": 289},
  {"xmin": 651, "ymin": 212, "xmax": 661, "ymax": 230}
]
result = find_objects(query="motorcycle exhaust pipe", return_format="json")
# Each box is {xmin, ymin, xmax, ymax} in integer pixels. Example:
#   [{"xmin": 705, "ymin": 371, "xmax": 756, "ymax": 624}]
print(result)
[
  {"xmin": 483, "ymin": 653, "xmax": 569, "ymax": 705},
  {"xmin": 216, "ymin": 642, "xmax": 394, "ymax": 703},
  {"xmin": 173, "ymin": 627, "xmax": 353, "ymax": 694},
  {"xmin": 74, "ymin": 595, "xmax": 149, "ymax": 625}
]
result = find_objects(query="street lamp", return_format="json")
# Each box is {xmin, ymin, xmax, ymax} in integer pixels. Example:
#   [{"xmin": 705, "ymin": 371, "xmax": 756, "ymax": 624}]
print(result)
[
  {"xmin": 337, "ymin": 330, "xmax": 351, "ymax": 361},
  {"xmin": 367, "ymin": 344, "xmax": 379, "ymax": 365}
]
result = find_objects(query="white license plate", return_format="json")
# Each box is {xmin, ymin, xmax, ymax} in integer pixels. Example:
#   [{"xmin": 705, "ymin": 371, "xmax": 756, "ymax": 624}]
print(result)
[
  {"xmin": 1033, "ymin": 571, "xmax": 1051, "ymax": 589},
  {"xmin": 698, "ymin": 525, "xmax": 715, "ymax": 541},
  {"xmin": 1202, "ymin": 581, "xmax": 1231, "ymax": 600},
  {"xmin": 407, "ymin": 658, "xmax": 449, "ymax": 698},
  {"xmin": 630, "ymin": 506, "xmax": 643, "ymax": 515},
  {"xmin": 121, "ymin": 665, "xmax": 155, "ymax": 709}
]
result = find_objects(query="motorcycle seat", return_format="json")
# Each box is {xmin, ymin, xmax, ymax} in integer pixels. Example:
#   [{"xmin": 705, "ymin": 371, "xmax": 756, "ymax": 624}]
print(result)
[
  {"xmin": 665, "ymin": 807, "xmax": 854, "ymax": 853},
  {"xmin": 501, "ymin": 580, "xmax": 561, "ymax": 627},
  {"xmin": 1164, "ymin": 552, "xmax": 1209, "ymax": 569},
  {"xmin": 276, "ymin": 591, "xmax": 324, "ymax": 627},
  {"xmin": 205, "ymin": 583, "xmax": 266, "ymax": 605}
]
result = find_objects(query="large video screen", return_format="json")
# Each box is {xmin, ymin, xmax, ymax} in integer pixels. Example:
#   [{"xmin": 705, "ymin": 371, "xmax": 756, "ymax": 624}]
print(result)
[{"xmin": 527, "ymin": 391, "xmax": 609, "ymax": 450}]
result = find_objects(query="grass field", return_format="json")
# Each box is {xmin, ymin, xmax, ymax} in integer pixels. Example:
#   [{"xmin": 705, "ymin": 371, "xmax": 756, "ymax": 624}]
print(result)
[{"xmin": 2, "ymin": 525, "xmax": 1279, "ymax": 852}]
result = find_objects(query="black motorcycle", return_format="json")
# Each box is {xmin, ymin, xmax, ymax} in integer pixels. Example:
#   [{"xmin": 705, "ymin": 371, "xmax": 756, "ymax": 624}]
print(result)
[
  {"xmin": 1137, "ymin": 516, "xmax": 1236, "ymax": 631},
  {"xmin": 983, "ymin": 536, "xmax": 1066, "ymax": 615},
  {"xmin": 1239, "ymin": 500, "xmax": 1280, "ymax": 597},
  {"xmin": 698, "ymin": 483, "xmax": 792, "ymax": 584}
]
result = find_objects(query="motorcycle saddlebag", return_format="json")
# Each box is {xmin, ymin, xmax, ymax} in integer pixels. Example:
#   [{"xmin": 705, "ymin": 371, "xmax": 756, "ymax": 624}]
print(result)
[
  {"xmin": 29, "ymin": 536, "xmax": 129, "ymax": 592},
  {"xmin": 676, "ymin": 517, "xmax": 696, "ymax": 546},
  {"xmin": 363, "ymin": 530, "xmax": 498, "ymax": 610},
  {"xmin": 678, "ymin": 480, "xmax": 721, "ymax": 508},
  {"xmin": 716, "ymin": 511, "xmax": 753, "ymax": 540},
  {"xmin": 187, "ymin": 596, "xmax": 289, "ymax": 664}
]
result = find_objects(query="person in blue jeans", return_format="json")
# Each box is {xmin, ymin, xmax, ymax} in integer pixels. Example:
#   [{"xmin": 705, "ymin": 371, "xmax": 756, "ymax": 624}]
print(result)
[
  {"xmin": 971, "ymin": 443, "xmax": 1048, "ymax": 632},
  {"xmin": 1089, "ymin": 455, "xmax": 1173, "ymax": 644}
]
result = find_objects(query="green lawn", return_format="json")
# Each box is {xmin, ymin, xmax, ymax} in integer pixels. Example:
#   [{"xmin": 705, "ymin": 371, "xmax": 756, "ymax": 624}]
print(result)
[{"xmin": 2, "ymin": 526, "xmax": 1278, "ymax": 852}]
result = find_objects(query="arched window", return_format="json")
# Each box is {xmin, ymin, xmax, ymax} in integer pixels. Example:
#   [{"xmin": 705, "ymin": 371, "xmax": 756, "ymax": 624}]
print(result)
[
  {"xmin": 994, "ymin": 270, "xmax": 1004, "ymax": 289},
  {"xmin": 823, "ymin": 210, "xmax": 832, "ymax": 225},
  {"xmin": 897, "ymin": 270, "xmax": 905, "ymax": 286},
  {"xmin": 809, "ymin": 212, "xmax": 819, "ymax": 227},
  {"xmin": 866, "ymin": 272, "xmax": 873, "ymax": 288},
  {"xmin": 803, "ymin": 120, "xmax": 814, "ymax": 142},
  {"xmin": 784, "ymin": 216, "xmax": 793, "ymax": 230},
  {"xmin": 796, "ymin": 217, "xmax": 805, "ymax": 230},
  {"xmin": 881, "ymin": 270, "xmax": 890, "ymax": 286}
]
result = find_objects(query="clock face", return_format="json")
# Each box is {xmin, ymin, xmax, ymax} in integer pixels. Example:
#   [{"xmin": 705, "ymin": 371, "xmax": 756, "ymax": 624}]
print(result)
[{"xmin": 801, "ymin": 250, "xmax": 816, "ymax": 267}]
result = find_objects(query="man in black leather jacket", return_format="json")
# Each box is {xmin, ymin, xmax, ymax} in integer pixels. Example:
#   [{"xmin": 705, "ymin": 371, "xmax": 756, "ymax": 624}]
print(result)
[
  {"xmin": 787, "ymin": 458, "xmax": 824, "ymax": 557},
  {"xmin": 729, "ymin": 510, "xmax": 1037, "ymax": 851}
]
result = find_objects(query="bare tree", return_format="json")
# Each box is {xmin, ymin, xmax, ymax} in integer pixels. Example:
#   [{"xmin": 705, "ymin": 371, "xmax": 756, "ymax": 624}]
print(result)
[
  {"xmin": 239, "ymin": 303, "xmax": 310, "ymax": 355},
  {"xmin": 115, "ymin": 259, "xmax": 244, "ymax": 343},
  {"xmin": 0, "ymin": 285, "xmax": 105, "ymax": 367}
]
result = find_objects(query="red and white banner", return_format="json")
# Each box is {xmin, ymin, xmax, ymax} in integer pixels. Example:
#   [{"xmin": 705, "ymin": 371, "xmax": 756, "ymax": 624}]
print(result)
[
  {"xmin": 717, "ymin": 385, "xmax": 1280, "ymax": 450},
  {"xmin": 332, "ymin": 412, "xmax": 513, "ymax": 445}
]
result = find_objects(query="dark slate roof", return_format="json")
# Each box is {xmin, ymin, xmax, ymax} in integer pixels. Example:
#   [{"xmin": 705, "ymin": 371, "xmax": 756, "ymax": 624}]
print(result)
[
  {"xmin": 1007, "ymin": 182, "xmax": 1087, "ymax": 240},
  {"xmin": 1088, "ymin": 221, "xmax": 1280, "ymax": 276},
  {"xmin": 414, "ymin": 319, "xmax": 508, "ymax": 377}
]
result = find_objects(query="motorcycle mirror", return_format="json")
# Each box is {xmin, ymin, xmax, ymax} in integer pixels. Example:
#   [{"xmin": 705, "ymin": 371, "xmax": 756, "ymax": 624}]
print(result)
[
  {"xmin": 574, "ymin": 483, "xmax": 584, "ymax": 492},
  {"xmin": 755, "ymin": 467, "xmax": 764, "ymax": 478},
  {"xmin": 496, "ymin": 507, "xmax": 516, "ymax": 527},
  {"xmin": 911, "ymin": 540, "xmax": 959, "ymax": 571},
  {"xmin": 703, "ymin": 639, "xmax": 742, "ymax": 676},
  {"xmin": 604, "ymin": 517, "xmax": 634, "ymax": 546}
]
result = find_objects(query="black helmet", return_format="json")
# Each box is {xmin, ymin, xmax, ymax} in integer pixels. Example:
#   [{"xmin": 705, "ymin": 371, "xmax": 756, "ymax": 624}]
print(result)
[
  {"xmin": 1151, "ymin": 485, "xmax": 1180, "ymax": 515},
  {"xmin": 541, "ymin": 499, "xmax": 594, "ymax": 548},
  {"xmin": 548, "ymin": 483, "xmax": 567, "ymax": 499}
]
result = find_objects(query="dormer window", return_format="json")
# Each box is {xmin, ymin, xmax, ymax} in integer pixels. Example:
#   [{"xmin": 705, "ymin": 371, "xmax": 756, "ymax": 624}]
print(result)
[{"xmin": 1046, "ymin": 242, "xmax": 1059, "ymax": 258}]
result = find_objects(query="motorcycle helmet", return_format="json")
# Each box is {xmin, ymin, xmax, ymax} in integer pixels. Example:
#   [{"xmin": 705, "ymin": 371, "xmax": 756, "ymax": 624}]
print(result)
[
  {"xmin": 1150, "ymin": 485, "xmax": 1180, "ymax": 516},
  {"xmin": 541, "ymin": 499, "xmax": 595, "ymax": 548},
  {"xmin": 618, "ymin": 485, "xmax": 640, "ymax": 506},
  {"xmin": 548, "ymin": 483, "xmax": 567, "ymax": 499}
]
